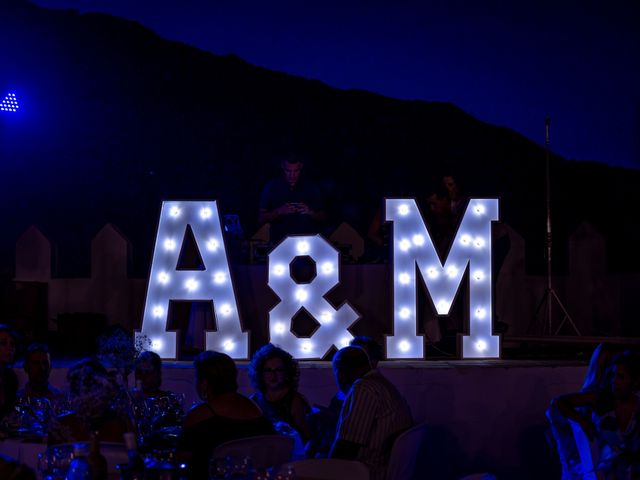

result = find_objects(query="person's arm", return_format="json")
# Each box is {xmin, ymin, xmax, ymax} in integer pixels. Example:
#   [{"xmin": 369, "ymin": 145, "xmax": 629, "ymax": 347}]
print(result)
[
  {"xmin": 290, "ymin": 393, "xmax": 313, "ymax": 442},
  {"xmin": 258, "ymin": 204, "xmax": 297, "ymax": 225},
  {"xmin": 551, "ymin": 391, "xmax": 599, "ymax": 438}
]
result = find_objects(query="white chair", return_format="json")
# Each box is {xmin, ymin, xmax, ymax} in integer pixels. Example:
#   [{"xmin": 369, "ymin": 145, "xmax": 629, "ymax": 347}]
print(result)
[
  {"xmin": 285, "ymin": 458, "xmax": 369, "ymax": 480},
  {"xmin": 212, "ymin": 434, "xmax": 294, "ymax": 470},
  {"xmin": 386, "ymin": 422, "xmax": 428, "ymax": 480}
]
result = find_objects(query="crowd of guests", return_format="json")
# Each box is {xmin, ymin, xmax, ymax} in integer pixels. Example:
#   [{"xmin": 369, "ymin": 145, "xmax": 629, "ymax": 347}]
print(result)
[
  {"xmin": 0, "ymin": 325, "xmax": 413, "ymax": 479},
  {"xmin": 4, "ymin": 318, "xmax": 637, "ymax": 479}
]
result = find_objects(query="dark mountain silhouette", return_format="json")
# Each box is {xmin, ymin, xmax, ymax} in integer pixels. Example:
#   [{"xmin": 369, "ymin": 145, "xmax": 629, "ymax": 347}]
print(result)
[{"xmin": 1, "ymin": 0, "xmax": 639, "ymax": 277}]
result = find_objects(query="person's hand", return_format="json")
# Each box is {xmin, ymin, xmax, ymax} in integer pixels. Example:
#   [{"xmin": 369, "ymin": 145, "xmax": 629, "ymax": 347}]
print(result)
[
  {"xmin": 277, "ymin": 204, "xmax": 298, "ymax": 216},
  {"xmin": 295, "ymin": 203, "xmax": 311, "ymax": 214}
]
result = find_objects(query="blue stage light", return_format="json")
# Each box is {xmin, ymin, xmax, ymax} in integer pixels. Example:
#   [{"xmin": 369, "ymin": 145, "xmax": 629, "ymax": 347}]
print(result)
[{"xmin": 1, "ymin": 93, "xmax": 19, "ymax": 112}]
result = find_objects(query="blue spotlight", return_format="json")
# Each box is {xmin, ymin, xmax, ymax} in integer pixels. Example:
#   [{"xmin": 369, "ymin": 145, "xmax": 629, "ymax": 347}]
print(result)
[{"xmin": 0, "ymin": 93, "xmax": 19, "ymax": 112}]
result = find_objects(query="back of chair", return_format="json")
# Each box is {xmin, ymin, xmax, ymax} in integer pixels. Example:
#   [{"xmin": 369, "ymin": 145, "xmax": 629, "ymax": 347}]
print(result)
[
  {"xmin": 285, "ymin": 459, "xmax": 369, "ymax": 480},
  {"xmin": 386, "ymin": 422, "xmax": 428, "ymax": 480},
  {"xmin": 212, "ymin": 435, "xmax": 294, "ymax": 470}
]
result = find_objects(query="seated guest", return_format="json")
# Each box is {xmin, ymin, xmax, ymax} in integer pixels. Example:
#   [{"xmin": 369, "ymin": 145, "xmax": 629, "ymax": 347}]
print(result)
[
  {"xmin": 17, "ymin": 343, "xmax": 65, "ymax": 403},
  {"xmin": 546, "ymin": 342, "xmax": 619, "ymax": 478},
  {"xmin": 249, "ymin": 343, "xmax": 311, "ymax": 441},
  {"xmin": 330, "ymin": 346, "xmax": 413, "ymax": 480},
  {"xmin": 306, "ymin": 336, "xmax": 384, "ymax": 458},
  {"xmin": 178, "ymin": 351, "xmax": 274, "ymax": 478},
  {"xmin": 0, "ymin": 324, "xmax": 18, "ymax": 421},
  {"xmin": 48, "ymin": 357, "xmax": 132, "ymax": 445},
  {"xmin": 133, "ymin": 350, "xmax": 174, "ymax": 398},
  {"xmin": 131, "ymin": 351, "xmax": 183, "ymax": 445},
  {"xmin": 552, "ymin": 351, "xmax": 640, "ymax": 479}
]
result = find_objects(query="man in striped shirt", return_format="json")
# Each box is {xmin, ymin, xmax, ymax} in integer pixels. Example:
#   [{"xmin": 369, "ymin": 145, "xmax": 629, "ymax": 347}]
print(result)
[{"xmin": 330, "ymin": 346, "xmax": 413, "ymax": 480}]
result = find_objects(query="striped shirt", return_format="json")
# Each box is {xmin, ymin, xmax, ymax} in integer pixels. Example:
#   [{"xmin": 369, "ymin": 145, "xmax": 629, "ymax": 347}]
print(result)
[{"xmin": 335, "ymin": 370, "xmax": 413, "ymax": 480}]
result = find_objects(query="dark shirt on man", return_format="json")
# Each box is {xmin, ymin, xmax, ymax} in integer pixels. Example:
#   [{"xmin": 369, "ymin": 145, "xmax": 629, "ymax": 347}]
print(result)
[{"xmin": 259, "ymin": 177, "xmax": 324, "ymax": 243}]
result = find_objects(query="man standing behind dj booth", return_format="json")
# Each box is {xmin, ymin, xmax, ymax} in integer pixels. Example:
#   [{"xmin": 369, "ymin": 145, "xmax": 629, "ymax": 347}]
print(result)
[{"xmin": 258, "ymin": 153, "xmax": 326, "ymax": 244}]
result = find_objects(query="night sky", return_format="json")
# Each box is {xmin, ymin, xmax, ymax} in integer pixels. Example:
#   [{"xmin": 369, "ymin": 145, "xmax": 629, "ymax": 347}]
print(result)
[{"xmin": 22, "ymin": 0, "xmax": 640, "ymax": 168}]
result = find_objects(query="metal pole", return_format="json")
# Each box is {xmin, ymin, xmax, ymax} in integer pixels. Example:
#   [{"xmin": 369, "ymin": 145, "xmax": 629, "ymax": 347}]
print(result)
[{"xmin": 545, "ymin": 117, "xmax": 553, "ymax": 334}]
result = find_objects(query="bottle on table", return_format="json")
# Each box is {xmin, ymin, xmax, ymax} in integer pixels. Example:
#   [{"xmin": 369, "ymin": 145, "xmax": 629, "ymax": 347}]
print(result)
[
  {"xmin": 88, "ymin": 433, "xmax": 108, "ymax": 480},
  {"xmin": 122, "ymin": 431, "xmax": 145, "ymax": 480}
]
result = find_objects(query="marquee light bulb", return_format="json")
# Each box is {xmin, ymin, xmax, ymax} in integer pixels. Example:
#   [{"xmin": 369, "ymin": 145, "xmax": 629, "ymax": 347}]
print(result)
[
  {"xmin": 399, "ymin": 307, "xmax": 411, "ymax": 319},
  {"xmin": 412, "ymin": 234, "xmax": 425, "ymax": 246},
  {"xmin": 473, "ymin": 270, "xmax": 485, "ymax": 282},
  {"xmin": 151, "ymin": 339, "xmax": 163, "ymax": 350},
  {"xmin": 152, "ymin": 306, "xmax": 164, "ymax": 318},
  {"xmin": 295, "ymin": 288, "xmax": 309, "ymax": 302},
  {"xmin": 301, "ymin": 341, "xmax": 313, "ymax": 353},
  {"xmin": 185, "ymin": 278, "xmax": 199, "ymax": 292},
  {"xmin": 446, "ymin": 265, "xmax": 458, "ymax": 278},
  {"xmin": 460, "ymin": 234, "xmax": 472, "ymax": 246},
  {"xmin": 426, "ymin": 267, "xmax": 439, "ymax": 279},
  {"xmin": 219, "ymin": 304, "xmax": 232, "ymax": 316},
  {"xmin": 474, "ymin": 237, "xmax": 486, "ymax": 249},
  {"xmin": 475, "ymin": 307, "xmax": 487, "ymax": 319},
  {"xmin": 473, "ymin": 204, "xmax": 486, "ymax": 215},
  {"xmin": 475, "ymin": 339, "xmax": 487, "ymax": 352},
  {"xmin": 339, "ymin": 337, "xmax": 350, "ymax": 348},
  {"xmin": 274, "ymin": 322, "xmax": 286, "ymax": 334},
  {"xmin": 272, "ymin": 264, "xmax": 286, "ymax": 276},
  {"xmin": 169, "ymin": 206, "xmax": 181, "ymax": 218},
  {"xmin": 223, "ymin": 339, "xmax": 235, "ymax": 352},
  {"xmin": 399, "ymin": 239, "xmax": 411, "ymax": 252},
  {"xmin": 398, "ymin": 204, "xmax": 410, "ymax": 216},
  {"xmin": 158, "ymin": 272, "xmax": 170, "ymax": 285},
  {"xmin": 398, "ymin": 340, "xmax": 411, "ymax": 352},
  {"xmin": 297, "ymin": 241, "xmax": 310, "ymax": 255},
  {"xmin": 213, "ymin": 271, "xmax": 226, "ymax": 284},
  {"xmin": 200, "ymin": 207, "xmax": 212, "ymax": 219},
  {"xmin": 320, "ymin": 311, "xmax": 333, "ymax": 323},
  {"xmin": 206, "ymin": 238, "xmax": 219, "ymax": 252},
  {"xmin": 164, "ymin": 239, "xmax": 176, "ymax": 251},
  {"xmin": 398, "ymin": 272, "xmax": 411, "ymax": 285},
  {"xmin": 321, "ymin": 262, "xmax": 334, "ymax": 275}
]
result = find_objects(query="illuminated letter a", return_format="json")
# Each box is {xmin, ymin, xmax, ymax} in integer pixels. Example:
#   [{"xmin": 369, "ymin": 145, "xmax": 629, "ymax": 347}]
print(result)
[{"xmin": 136, "ymin": 201, "xmax": 248, "ymax": 359}]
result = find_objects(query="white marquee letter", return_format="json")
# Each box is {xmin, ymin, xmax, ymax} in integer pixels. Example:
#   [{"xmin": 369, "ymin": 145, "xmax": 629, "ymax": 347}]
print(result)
[
  {"xmin": 136, "ymin": 201, "xmax": 248, "ymax": 359},
  {"xmin": 268, "ymin": 235, "xmax": 360, "ymax": 359},
  {"xmin": 386, "ymin": 198, "xmax": 500, "ymax": 359}
]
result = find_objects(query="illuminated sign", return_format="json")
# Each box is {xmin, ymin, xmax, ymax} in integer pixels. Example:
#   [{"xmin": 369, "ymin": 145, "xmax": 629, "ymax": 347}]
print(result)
[
  {"xmin": 268, "ymin": 235, "xmax": 360, "ymax": 359},
  {"xmin": 141, "ymin": 198, "xmax": 500, "ymax": 360},
  {"xmin": 386, "ymin": 198, "xmax": 500, "ymax": 359},
  {"xmin": 136, "ymin": 201, "xmax": 247, "ymax": 359}
]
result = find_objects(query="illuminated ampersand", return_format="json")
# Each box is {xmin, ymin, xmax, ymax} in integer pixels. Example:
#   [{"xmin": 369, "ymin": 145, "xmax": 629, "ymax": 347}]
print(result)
[
  {"xmin": 268, "ymin": 235, "xmax": 360, "ymax": 359},
  {"xmin": 386, "ymin": 198, "xmax": 500, "ymax": 359},
  {"xmin": 136, "ymin": 201, "xmax": 248, "ymax": 359}
]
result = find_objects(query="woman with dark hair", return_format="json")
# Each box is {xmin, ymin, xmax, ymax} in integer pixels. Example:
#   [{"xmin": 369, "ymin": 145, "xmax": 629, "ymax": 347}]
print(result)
[
  {"xmin": 552, "ymin": 351, "xmax": 640, "ymax": 479},
  {"xmin": 249, "ymin": 343, "xmax": 311, "ymax": 441},
  {"xmin": 178, "ymin": 351, "xmax": 273, "ymax": 478},
  {"xmin": 47, "ymin": 357, "xmax": 132, "ymax": 445},
  {"xmin": 0, "ymin": 324, "xmax": 18, "ymax": 421}
]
